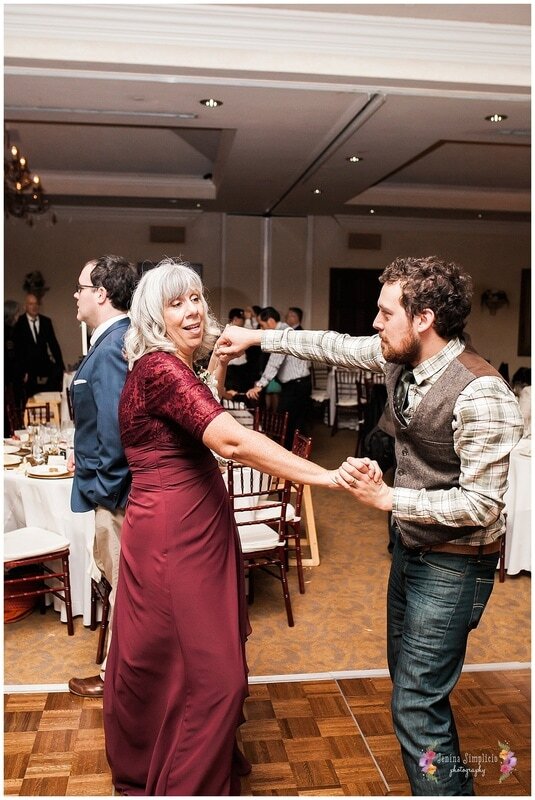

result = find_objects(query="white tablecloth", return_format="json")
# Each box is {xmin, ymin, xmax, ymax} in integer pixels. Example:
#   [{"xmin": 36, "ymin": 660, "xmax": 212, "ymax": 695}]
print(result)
[
  {"xmin": 503, "ymin": 439, "xmax": 531, "ymax": 575},
  {"xmin": 4, "ymin": 470, "xmax": 97, "ymax": 624}
]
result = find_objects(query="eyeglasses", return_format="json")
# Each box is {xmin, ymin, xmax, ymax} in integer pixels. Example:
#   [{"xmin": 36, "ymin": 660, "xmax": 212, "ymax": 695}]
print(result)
[{"xmin": 75, "ymin": 283, "xmax": 98, "ymax": 293}]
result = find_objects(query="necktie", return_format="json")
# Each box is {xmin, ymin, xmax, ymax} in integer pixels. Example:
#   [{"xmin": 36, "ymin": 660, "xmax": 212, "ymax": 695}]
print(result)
[
  {"xmin": 31, "ymin": 318, "xmax": 38, "ymax": 343},
  {"xmin": 394, "ymin": 368, "xmax": 415, "ymax": 421}
]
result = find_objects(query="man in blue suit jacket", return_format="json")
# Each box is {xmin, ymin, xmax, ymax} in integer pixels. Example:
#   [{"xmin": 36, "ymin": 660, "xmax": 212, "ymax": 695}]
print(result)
[{"xmin": 68, "ymin": 254, "xmax": 138, "ymax": 698}]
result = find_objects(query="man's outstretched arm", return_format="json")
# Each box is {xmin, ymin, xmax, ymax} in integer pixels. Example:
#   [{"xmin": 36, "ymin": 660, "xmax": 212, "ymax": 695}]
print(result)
[{"xmin": 215, "ymin": 324, "xmax": 262, "ymax": 359}]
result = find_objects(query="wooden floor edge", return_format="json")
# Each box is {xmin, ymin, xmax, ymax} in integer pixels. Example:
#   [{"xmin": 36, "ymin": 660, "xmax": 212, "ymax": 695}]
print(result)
[{"xmin": 4, "ymin": 661, "xmax": 531, "ymax": 693}]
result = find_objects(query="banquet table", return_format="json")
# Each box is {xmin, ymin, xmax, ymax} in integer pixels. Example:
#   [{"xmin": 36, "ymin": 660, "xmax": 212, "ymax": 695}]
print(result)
[
  {"xmin": 503, "ymin": 438, "xmax": 531, "ymax": 575},
  {"xmin": 4, "ymin": 469, "xmax": 98, "ymax": 625}
]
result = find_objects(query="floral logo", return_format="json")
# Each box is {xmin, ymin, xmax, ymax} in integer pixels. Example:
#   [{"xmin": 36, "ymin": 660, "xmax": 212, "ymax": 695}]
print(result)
[
  {"xmin": 419, "ymin": 747, "xmax": 438, "ymax": 781},
  {"xmin": 498, "ymin": 741, "xmax": 517, "ymax": 782}
]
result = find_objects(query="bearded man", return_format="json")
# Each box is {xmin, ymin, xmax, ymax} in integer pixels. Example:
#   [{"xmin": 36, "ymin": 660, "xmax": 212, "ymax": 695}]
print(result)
[{"xmin": 215, "ymin": 255, "xmax": 523, "ymax": 796}]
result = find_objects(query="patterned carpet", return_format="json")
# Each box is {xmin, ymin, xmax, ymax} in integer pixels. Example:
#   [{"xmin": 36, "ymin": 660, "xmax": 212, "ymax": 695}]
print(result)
[{"xmin": 4, "ymin": 425, "xmax": 531, "ymax": 684}]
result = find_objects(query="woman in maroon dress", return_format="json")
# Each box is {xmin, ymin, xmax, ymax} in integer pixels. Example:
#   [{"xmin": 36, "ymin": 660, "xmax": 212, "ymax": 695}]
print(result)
[{"xmin": 103, "ymin": 259, "xmax": 369, "ymax": 796}]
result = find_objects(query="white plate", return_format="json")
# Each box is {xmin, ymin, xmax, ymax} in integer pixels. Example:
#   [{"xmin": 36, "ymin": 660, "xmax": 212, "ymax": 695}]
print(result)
[
  {"xmin": 4, "ymin": 445, "xmax": 20, "ymax": 454},
  {"xmin": 27, "ymin": 464, "xmax": 72, "ymax": 479},
  {"xmin": 4, "ymin": 454, "xmax": 22, "ymax": 467},
  {"xmin": 4, "ymin": 437, "xmax": 27, "ymax": 447}
]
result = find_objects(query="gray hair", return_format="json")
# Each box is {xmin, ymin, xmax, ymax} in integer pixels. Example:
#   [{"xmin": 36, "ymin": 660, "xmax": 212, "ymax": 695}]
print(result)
[{"xmin": 123, "ymin": 259, "xmax": 221, "ymax": 369}]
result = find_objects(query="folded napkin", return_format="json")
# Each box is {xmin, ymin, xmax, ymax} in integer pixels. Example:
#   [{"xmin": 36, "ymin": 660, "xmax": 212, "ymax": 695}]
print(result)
[{"xmin": 48, "ymin": 455, "xmax": 67, "ymax": 467}]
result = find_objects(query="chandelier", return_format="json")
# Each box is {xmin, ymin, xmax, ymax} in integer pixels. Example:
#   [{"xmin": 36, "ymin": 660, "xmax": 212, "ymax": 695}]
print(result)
[{"xmin": 4, "ymin": 134, "xmax": 55, "ymax": 225}]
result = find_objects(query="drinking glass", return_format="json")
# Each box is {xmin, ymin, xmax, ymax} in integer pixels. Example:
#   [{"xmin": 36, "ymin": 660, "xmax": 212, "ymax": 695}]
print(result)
[{"xmin": 32, "ymin": 431, "xmax": 45, "ymax": 464}]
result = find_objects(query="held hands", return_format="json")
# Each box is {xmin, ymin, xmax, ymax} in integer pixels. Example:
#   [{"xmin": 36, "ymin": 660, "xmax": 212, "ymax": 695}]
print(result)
[
  {"xmin": 215, "ymin": 325, "xmax": 261, "ymax": 359},
  {"xmin": 327, "ymin": 457, "xmax": 381, "ymax": 490},
  {"xmin": 335, "ymin": 457, "xmax": 393, "ymax": 511},
  {"xmin": 215, "ymin": 350, "xmax": 233, "ymax": 367}
]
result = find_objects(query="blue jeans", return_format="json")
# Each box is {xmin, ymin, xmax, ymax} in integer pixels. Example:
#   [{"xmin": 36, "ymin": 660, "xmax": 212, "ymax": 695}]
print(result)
[{"xmin": 387, "ymin": 535, "xmax": 499, "ymax": 796}]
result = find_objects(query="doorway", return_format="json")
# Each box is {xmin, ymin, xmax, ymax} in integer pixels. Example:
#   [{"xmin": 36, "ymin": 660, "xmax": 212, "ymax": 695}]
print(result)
[{"xmin": 329, "ymin": 268, "xmax": 382, "ymax": 336}]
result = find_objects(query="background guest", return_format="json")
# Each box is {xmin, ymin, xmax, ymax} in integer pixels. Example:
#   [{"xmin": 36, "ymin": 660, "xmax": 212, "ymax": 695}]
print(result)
[
  {"xmin": 13, "ymin": 293, "xmax": 65, "ymax": 399},
  {"xmin": 286, "ymin": 306, "xmax": 304, "ymax": 329},
  {"xmin": 225, "ymin": 307, "xmax": 250, "ymax": 392},
  {"xmin": 247, "ymin": 306, "xmax": 312, "ymax": 447},
  {"xmin": 243, "ymin": 304, "xmax": 261, "ymax": 329},
  {"xmin": 243, "ymin": 304, "xmax": 263, "ymax": 383}
]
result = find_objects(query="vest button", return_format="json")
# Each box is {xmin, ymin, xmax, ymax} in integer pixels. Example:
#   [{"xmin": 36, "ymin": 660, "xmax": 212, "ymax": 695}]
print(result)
[
  {"xmin": 397, "ymin": 468, "xmax": 405, "ymax": 476},
  {"xmin": 401, "ymin": 448, "xmax": 408, "ymax": 456}
]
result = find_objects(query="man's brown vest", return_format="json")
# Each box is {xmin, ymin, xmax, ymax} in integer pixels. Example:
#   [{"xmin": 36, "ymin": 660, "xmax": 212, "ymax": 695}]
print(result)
[{"xmin": 385, "ymin": 348, "xmax": 504, "ymax": 548}]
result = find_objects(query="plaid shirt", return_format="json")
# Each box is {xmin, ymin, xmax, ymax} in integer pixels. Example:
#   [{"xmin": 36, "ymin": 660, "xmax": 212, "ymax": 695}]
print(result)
[
  {"xmin": 263, "ymin": 328, "xmax": 524, "ymax": 543},
  {"xmin": 256, "ymin": 323, "xmax": 310, "ymax": 388}
]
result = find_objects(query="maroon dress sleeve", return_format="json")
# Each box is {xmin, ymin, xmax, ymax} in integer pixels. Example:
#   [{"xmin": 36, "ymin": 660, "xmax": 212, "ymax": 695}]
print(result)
[{"xmin": 142, "ymin": 352, "xmax": 224, "ymax": 439}]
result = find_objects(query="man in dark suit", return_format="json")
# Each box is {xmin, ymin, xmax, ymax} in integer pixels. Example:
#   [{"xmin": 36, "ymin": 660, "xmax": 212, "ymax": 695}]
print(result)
[
  {"xmin": 13, "ymin": 293, "xmax": 65, "ymax": 399},
  {"xmin": 67, "ymin": 254, "xmax": 138, "ymax": 698}
]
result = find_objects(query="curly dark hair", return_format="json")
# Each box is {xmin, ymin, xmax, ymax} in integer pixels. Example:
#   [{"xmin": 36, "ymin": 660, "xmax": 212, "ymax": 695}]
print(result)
[
  {"xmin": 89, "ymin": 255, "xmax": 139, "ymax": 312},
  {"xmin": 379, "ymin": 256, "xmax": 473, "ymax": 339}
]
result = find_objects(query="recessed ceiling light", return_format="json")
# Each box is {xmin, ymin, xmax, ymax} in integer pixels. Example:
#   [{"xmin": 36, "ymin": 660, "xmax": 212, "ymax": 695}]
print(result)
[
  {"xmin": 485, "ymin": 113, "xmax": 508, "ymax": 122},
  {"xmin": 196, "ymin": 203, "xmax": 202, "ymax": 208},
  {"xmin": 369, "ymin": 208, "xmax": 375, "ymax": 214},
  {"xmin": 346, "ymin": 155, "xmax": 363, "ymax": 163},
  {"xmin": 200, "ymin": 98, "xmax": 223, "ymax": 108},
  {"xmin": 477, "ymin": 213, "xmax": 483, "ymax": 219},
  {"xmin": 312, "ymin": 188, "xmax": 322, "ymax": 195}
]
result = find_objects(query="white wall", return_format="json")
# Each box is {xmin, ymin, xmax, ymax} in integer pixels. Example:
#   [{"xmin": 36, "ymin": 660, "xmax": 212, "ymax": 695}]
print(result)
[{"xmin": 4, "ymin": 209, "xmax": 530, "ymax": 376}]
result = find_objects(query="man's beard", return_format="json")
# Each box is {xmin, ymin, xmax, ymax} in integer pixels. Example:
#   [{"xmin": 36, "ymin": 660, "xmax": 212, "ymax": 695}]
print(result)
[{"xmin": 380, "ymin": 328, "xmax": 421, "ymax": 365}]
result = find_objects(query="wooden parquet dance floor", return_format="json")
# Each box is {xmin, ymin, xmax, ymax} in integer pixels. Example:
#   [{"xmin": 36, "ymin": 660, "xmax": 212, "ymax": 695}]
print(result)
[{"xmin": 4, "ymin": 668, "xmax": 530, "ymax": 796}]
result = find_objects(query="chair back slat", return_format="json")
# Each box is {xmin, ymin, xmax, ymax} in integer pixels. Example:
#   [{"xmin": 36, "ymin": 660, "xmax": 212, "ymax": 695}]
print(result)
[
  {"xmin": 25, "ymin": 403, "xmax": 51, "ymax": 426},
  {"xmin": 227, "ymin": 462, "xmax": 289, "ymax": 536},
  {"xmin": 334, "ymin": 368, "xmax": 361, "ymax": 403},
  {"xmin": 311, "ymin": 362, "xmax": 329, "ymax": 391},
  {"xmin": 221, "ymin": 397, "xmax": 255, "ymax": 428},
  {"xmin": 253, "ymin": 408, "xmax": 289, "ymax": 447},
  {"xmin": 66, "ymin": 387, "xmax": 74, "ymax": 421},
  {"xmin": 287, "ymin": 431, "xmax": 313, "ymax": 515}
]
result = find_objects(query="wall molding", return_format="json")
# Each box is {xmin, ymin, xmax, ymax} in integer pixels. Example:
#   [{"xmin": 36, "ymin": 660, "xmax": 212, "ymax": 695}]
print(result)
[
  {"xmin": 4, "ymin": 67, "xmax": 529, "ymax": 105},
  {"xmin": 5, "ymin": 5, "xmax": 530, "ymax": 87}
]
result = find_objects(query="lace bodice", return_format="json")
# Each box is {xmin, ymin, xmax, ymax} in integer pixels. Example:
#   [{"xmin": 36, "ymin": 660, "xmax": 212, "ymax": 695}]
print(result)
[{"xmin": 119, "ymin": 351, "xmax": 224, "ymax": 452}]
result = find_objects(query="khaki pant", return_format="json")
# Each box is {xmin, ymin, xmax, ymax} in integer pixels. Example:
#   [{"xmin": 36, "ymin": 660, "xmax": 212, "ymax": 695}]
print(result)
[{"xmin": 94, "ymin": 506, "xmax": 125, "ymax": 678}]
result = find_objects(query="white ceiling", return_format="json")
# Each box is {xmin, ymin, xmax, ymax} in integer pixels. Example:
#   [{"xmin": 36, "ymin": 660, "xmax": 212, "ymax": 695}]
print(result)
[{"xmin": 4, "ymin": 3, "xmax": 531, "ymax": 222}]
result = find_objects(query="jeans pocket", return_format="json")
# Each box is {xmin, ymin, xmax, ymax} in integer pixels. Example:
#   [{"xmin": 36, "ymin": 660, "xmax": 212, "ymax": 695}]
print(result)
[
  {"xmin": 419, "ymin": 552, "xmax": 467, "ymax": 577},
  {"xmin": 468, "ymin": 577, "xmax": 494, "ymax": 630}
]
